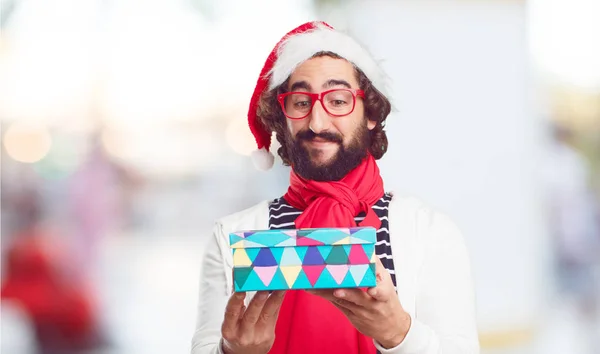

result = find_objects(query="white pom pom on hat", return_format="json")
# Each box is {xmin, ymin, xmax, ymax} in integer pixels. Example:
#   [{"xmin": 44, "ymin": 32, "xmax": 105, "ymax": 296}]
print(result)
[{"xmin": 247, "ymin": 21, "xmax": 388, "ymax": 170}]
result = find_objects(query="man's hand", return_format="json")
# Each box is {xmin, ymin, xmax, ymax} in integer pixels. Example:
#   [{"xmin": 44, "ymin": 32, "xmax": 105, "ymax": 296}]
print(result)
[
  {"xmin": 307, "ymin": 257, "xmax": 411, "ymax": 348},
  {"xmin": 220, "ymin": 290, "xmax": 285, "ymax": 354}
]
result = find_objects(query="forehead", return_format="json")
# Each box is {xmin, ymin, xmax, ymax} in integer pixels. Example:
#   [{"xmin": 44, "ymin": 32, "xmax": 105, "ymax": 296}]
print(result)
[{"xmin": 288, "ymin": 56, "xmax": 359, "ymax": 89}]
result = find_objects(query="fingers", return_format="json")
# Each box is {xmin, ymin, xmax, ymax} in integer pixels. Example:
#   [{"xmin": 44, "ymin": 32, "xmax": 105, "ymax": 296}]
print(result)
[
  {"xmin": 222, "ymin": 292, "xmax": 246, "ymax": 333},
  {"xmin": 259, "ymin": 291, "xmax": 286, "ymax": 325},
  {"xmin": 367, "ymin": 257, "xmax": 394, "ymax": 301},
  {"xmin": 333, "ymin": 288, "xmax": 372, "ymax": 306},
  {"xmin": 239, "ymin": 291, "xmax": 270, "ymax": 330}
]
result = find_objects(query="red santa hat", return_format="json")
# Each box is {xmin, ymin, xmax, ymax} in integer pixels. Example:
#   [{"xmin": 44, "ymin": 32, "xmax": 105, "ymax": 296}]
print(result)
[{"xmin": 248, "ymin": 21, "xmax": 388, "ymax": 170}]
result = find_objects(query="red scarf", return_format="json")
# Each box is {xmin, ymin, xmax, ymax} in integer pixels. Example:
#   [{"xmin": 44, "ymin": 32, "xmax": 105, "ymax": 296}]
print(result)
[{"xmin": 270, "ymin": 154, "xmax": 383, "ymax": 354}]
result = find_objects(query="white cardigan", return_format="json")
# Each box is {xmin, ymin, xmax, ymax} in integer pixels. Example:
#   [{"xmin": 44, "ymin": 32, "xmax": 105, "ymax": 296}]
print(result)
[{"xmin": 191, "ymin": 195, "xmax": 480, "ymax": 354}]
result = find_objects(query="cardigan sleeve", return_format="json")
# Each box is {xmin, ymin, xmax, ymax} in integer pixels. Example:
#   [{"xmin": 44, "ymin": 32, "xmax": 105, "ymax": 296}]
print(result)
[
  {"xmin": 374, "ymin": 211, "xmax": 480, "ymax": 354},
  {"xmin": 191, "ymin": 222, "xmax": 230, "ymax": 354}
]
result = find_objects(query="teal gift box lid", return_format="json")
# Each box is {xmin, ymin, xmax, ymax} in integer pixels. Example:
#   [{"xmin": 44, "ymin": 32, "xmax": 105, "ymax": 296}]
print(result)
[{"xmin": 229, "ymin": 227, "xmax": 377, "ymax": 292}]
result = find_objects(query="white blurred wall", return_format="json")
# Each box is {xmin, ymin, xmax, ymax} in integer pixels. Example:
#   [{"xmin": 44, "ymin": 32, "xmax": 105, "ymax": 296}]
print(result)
[{"xmin": 327, "ymin": 0, "xmax": 549, "ymax": 342}]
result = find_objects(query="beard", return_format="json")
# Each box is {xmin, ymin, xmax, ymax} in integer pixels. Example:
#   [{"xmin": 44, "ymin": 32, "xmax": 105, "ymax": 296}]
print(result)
[{"xmin": 286, "ymin": 123, "xmax": 370, "ymax": 181}]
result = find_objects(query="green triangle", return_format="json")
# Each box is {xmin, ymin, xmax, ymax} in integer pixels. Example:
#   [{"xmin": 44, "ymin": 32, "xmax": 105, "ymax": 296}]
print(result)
[
  {"xmin": 292, "ymin": 269, "xmax": 312, "ymax": 289},
  {"xmin": 233, "ymin": 267, "xmax": 253, "ymax": 291},
  {"xmin": 242, "ymin": 268, "xmax": 266, "ymax": 291},
  {"xmin": 317, "ymin": 245, "xmax": 333, "ymax": 260},
  {"xmin": 342, "ymin": 244, "xmax": 352, "ymax": 256},
  {"xmin": 245, "ymin": 248, "xmax": 261, "ymax": 263},
  {"xmin": 340, "ymin": 270, "xmax": 357, "ymax": 288},
  {"xmin": 326, "ymin": 246, "xmax": 349, "ymax": 265},
  {"xmin": 268, "ymin": 268, "xmax": 289, "ymax": 290},
  {"xmin": 295, "ymin": 246, "xmax": 308, "ymax": 262},
  {"xmin": 359, "ymin": 263, "xmax": 377, "ymax": 287},
  {"xmin": 270, "ymin": 247, "xmax": 284, "ymax": 264},
  {"xmin": 314, "ymin": 267, "xmax": 337, "ymax": 289}
]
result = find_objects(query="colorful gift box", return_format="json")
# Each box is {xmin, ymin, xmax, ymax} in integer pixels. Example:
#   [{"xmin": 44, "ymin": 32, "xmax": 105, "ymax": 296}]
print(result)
[{"xmin": 229, "ymin": 227, "xmax": 377, "ymax": 292}]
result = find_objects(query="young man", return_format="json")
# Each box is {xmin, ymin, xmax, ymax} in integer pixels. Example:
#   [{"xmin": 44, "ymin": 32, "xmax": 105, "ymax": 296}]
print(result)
[{"xmin": 192, "ymin": 22, "xmax": 479, "ymax": 354}]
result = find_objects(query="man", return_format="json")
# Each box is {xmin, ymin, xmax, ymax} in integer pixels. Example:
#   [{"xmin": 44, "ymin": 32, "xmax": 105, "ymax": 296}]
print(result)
[{"xmin": 192, "ymin": 21, "xmax": 479, "ymax": 354}]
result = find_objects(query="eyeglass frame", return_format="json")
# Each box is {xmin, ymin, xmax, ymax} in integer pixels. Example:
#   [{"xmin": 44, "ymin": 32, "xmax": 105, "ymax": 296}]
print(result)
[{"xmin": 277, "ymin": 88, "xmax": 365, "ymax": 120}]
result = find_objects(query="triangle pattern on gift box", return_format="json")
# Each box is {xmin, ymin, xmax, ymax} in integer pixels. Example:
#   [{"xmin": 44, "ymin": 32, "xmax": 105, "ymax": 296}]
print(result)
[
  {"xmin": 340, "ymin": 270, "xmax": 357, "ymax": 288},
  {"xmin": 270, "ymin": 247, "xmax": 284, "ymax": 264},
  {"xmin": 350, "ymin": 228, "xmax": 376, "ymax": 242},
  {"xmin": 326, "ymin": 264, "xmax": 349, "ymax": 285},
  {"xmin": 317, "ymin": 245, "xmax": 333, "ymax": 260},
  {"xmin": 349, "ymin": 264, "xmax": 369, "ymax": 286},
  {"xmin": 348, "ymin": 245, "xmax": 370, "ymax": 264},
  {"xmin": 268, "ymin": 268, "xmax": 288, "ymax": 290},
  {"xmin": 293, "ymin": 269, "xmax": 312, "ymax": 288},
  {"xmin": 242, "ymin": 268, "xmax": 265, "ymax": 291},
  {"xmin": 295, "ymin": 246, "xmax": 308, "ymax": 262},
  {"xmin": 349, "ymin": 236, "xmax": 370, "ymax": 244},
  {"xmin": 314, "ymin": 267, "xmax": 336, "ymax": 288},
  {"xmin": 246, "ymin": 232, "xmax": 290, "ymax": 247},
  {"xmin": 326, "ymin": 246, "xmax": 348, "ymax": 265},
  {"xmin": 359, "ymin": 263, "xmax": 377, "ymax": 287},
  {"xmin": 303, "ymin": 265, "xmax": 326, "ymax": 286},
  {"xmin": 302, "ymin": 229, "xmax": 350, "ymax": 245},
  {"xmin": 245, "ymin": 248, "xmax": 261, "ymax": 263},
  {"xmin": 254, "ymin": 266, "xmax": 278, "ymax": 287},
  {"xmin": 244, "ymin": 240, "xmax": 265, "ymax": 248},
  {"xmin": 230, "ymin": 235, "xmax": 245, "ymax": 248},
  {"xmin": 333, "ymin": 237, "xmax": 350, "ymax": 245},
  {"xmin": 362, "ymin": 244, "xmax": 375, "ymax": 260},
  {"xmin": 280, "ymin": 265, "xmax": 302, "ymax": 288},
  {"xmin": 233, "ymin": 249, "xmax": 252, "ymax": 267},
  {"xmin": 275, "ymin": 238, "xmax": 296, "ymax": 247},
  {"xmin": 280, "ymin": 248, "xmax": 302, "ymax": 266},
  {"xmin": 253, "ymin": 248, "xmax": 278, "ymax": 266},
  {"xmin": 234, "ymin": 267, "xmax": 253, "ymax": 290},
  {"xmin": 342, "ymin": 244, "xmax": 352, "ymax": 257},
  {"xmin": 282, "ymin": 230, "xmax": 297, "ymax": 238},
  {"xmin": 296, "ymin": 236, "xmax": 325, "ymax": 246},
  {"xmin": 303, "ymin": 246, "xmax": 324, "ymax": 265}
]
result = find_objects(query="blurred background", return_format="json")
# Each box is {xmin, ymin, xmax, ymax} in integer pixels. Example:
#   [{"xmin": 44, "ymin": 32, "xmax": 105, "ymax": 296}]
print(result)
[{"xmin": 0, "ymin": 0, "xmax": 598, "ymax": 353}]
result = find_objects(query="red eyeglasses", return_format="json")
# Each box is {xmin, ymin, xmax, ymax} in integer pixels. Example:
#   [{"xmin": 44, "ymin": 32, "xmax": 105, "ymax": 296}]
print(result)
[{"xmin": 277, "ymin": 88, "xmax": 365, "ymax": 120}]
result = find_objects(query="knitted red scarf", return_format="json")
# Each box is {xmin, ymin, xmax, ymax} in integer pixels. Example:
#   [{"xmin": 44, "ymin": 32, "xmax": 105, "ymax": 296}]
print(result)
[{"xmin": 270, "ymin": 154, "xmax": 383, "ymax": 354}]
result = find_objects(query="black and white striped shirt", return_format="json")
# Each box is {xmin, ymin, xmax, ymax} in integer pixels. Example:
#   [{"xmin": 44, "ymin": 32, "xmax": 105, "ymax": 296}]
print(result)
[{"xmin": 268, "ymin": 193, "xmax": 397, "ymax": 288}]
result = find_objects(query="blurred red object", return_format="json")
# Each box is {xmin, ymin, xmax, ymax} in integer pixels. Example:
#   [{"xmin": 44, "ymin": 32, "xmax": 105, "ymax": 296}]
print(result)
[{"xmin": 1, "ymin": 228, "xmax": 101, "ymax": 352}]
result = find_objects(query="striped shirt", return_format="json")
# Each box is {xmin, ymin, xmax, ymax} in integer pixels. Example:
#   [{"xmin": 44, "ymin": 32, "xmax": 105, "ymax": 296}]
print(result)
[{"xmin": 268, "ymin": 193, "xmax": 397, "ymax": 288}]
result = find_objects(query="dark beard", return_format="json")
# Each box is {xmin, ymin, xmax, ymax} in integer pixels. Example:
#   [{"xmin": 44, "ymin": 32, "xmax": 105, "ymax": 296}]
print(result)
[{"xmin": 286, "ymin": 124, "xmax": 370, "ymax": 181}]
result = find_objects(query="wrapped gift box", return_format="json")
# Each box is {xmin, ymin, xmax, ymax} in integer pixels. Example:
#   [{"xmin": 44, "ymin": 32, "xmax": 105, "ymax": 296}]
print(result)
[{"xmin": 229, "ymin": 227, "xmax": 377, "ymax": 292}]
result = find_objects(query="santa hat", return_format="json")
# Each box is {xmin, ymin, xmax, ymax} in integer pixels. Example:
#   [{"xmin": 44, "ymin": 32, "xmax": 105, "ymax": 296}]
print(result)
[{"xmin": 248, "ymin": 21, "xmax": 388, "ymax": 170}]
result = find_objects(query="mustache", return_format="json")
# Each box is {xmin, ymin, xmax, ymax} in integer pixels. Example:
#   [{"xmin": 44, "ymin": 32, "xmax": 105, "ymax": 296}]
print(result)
[{"xmin": 295, "ymin": 130, "xmax": 343, "ymax": 144}]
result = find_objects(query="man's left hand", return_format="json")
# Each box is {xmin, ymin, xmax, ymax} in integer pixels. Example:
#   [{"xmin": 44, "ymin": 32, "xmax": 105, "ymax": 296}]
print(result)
[{"xmin": 307, "ymin": 256, "xmax": 411, "ymax": 349}]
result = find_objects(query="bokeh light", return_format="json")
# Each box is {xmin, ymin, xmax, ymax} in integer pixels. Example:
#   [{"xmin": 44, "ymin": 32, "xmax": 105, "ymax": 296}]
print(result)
[{"xmin": 3, "ymin": 122, "xmax": 52, "ymax": 163}]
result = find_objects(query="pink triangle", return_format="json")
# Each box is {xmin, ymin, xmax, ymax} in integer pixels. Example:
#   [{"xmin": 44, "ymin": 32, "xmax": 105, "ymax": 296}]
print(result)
[
  {"xmin": 282, "ymin": 230, "xmax": 297, "ymax": 238},
  {"xmin": 254, "ymin": 266, "xmax": 278, "ymax": 286},
  {"xmin": 297, "ymin": 237, "xmax": 324, "ymax": 246},
  {"xmin": 348, "ymin": 245, "xmax": 371, "ymax": 265},
  {"xmin": 327, "ymin": 265, "xmax": 349, "ymax": 285},
  {"xmin": 303, "ymin": 265, "xmax": 326, "ymax": 286}
]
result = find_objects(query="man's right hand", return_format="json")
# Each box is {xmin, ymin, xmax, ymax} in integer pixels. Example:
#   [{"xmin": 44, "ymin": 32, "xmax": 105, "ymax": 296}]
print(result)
[{"xmin": 221, "ymin": 290, "xmax": 286, "ymax": 354}]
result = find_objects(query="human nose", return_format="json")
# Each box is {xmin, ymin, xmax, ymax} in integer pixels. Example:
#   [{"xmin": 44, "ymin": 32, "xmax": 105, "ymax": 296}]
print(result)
[{"xmin": 308, "ymin": 99, "xmax": 331, "ymax": 134}]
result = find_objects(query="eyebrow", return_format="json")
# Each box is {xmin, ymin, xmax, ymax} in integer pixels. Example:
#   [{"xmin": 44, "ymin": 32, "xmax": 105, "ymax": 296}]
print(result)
[{"xmin": 289, "ymin": 79, "xmax": 353, "ymax": 92}]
